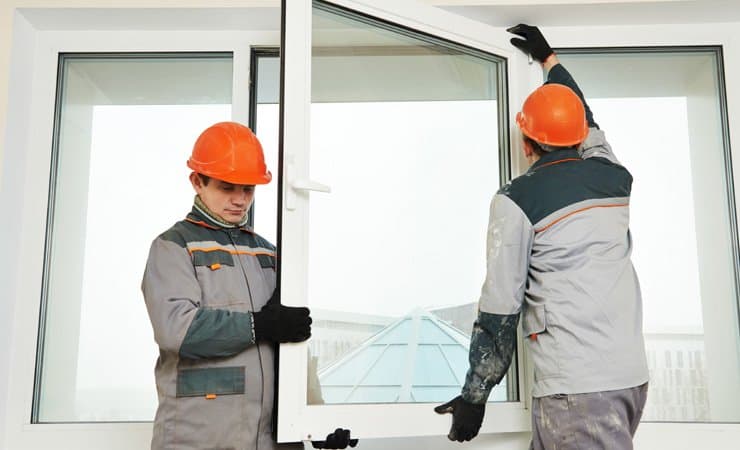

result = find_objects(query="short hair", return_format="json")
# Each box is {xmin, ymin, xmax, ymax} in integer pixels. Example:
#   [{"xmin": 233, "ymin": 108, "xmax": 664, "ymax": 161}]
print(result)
[
  {"xmin": 524, "ymin": 136, "xmax": 575, "ymax": 156},
  {"xmin": 198, "ymin": 174, "xmax": 211, "ymax": 186}
]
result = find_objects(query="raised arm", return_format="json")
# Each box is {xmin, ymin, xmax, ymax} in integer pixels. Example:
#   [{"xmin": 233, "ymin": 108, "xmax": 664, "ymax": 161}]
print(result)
[
  {"xmin": 508, "ymin": 24, "xmax": 621, "ymax": 165},
  {"xmin": 542, "ymin": 55, "xmax": 598, "ymax": 129}
]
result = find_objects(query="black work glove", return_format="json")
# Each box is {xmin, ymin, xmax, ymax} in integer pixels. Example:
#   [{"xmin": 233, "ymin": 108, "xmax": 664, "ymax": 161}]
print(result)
[
  {"xmin": 311, "ymin": 428, "xmax": 358, "ymax": 449},
  {"xmin": 507, "ymin": 24, "xmax": 554, "ymax": 63},
  {"xmin": 434, "ymin": 395, "xmax": 485, "ymax": 442},
  {"xmin": 253, "ymin": 292, "xmax": 312, "ymax": 343}
]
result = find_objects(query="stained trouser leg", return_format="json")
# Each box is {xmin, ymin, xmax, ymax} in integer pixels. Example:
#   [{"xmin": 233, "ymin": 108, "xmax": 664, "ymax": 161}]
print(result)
[{"xmin": 529, "ymin": 384, "xmax": 648, "ymax": 450}]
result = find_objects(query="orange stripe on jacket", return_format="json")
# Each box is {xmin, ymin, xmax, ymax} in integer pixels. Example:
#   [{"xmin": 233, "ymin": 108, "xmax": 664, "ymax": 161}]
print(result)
[
  {"xmin": 535, "ymin": 203, "xmax": 628, "ymax": 233},
  {"xmin": 535, "ymin": 158, "xmax": 581, "ymax": 170},
  {"xmin": 187, "ymin": 247, "xmax": 276, "ymax": 258},
  {"xmin": 185, "ymin": 218, "xmax": 220, "ymax": 230}
]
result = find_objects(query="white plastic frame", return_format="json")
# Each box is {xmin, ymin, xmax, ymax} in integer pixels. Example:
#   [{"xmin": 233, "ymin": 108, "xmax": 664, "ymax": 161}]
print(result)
[
  {"xmin": 5, "ymin": 4, "xmax": 738, "ymax": 450},
  {"xmin": 276, "ymin": 0, "xmax": 531, "ymax": 443},
  {"xmin": 541, "ymin": 24, "xmax": 740, "ymax": 448},
  {"xmin": 1, "ymin": 10, "xmax": 280, "ymax": 450}
]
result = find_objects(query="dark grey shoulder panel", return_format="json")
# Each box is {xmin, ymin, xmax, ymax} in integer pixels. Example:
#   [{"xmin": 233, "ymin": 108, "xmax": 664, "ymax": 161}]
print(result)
[
  {"xmin": 252, "ymin": 233, "xmax": 276, "ymax": 252},
  {"xmin": 159, "ymin": 219, "xmax": 226, "ymax": 247},
  {"xmin": 159, "ymin": 218, "xmax": 277, "ymax": 251},
  {"xmin": 501, "ymin": 155, "xmax": 633, "ymax": 225},
  {"xmin": 159, "ymin": 221, "xmax": 190, "ymax": 248}
]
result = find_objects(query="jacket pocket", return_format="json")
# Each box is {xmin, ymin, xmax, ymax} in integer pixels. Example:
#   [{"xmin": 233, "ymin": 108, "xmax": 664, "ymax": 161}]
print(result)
[
  {"xmin": 522, "ymin": 304, "xmax": 560, "ymax": 381},
  {"xmin": 176, "ymin": 366, "xmax": 245, "ymax": 397},
  {"xmin": 192, "ymin": 249, "xmax": 235, "ymax": 269},
  {"xmin": 522, "ymin": 303, "xmax": 546, "ymax": 338},
  {"xmin": 192, "ymin": 250, "xmax": 243, "ymax": 307}
]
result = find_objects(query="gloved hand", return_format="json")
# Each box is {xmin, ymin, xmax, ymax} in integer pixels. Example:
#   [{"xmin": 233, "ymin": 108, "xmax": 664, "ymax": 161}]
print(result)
[
  {"xmin": 311, "ymin": 428, "xmax": 358, "ymax": 449},
  {"xmin": 434, "ymin": 395, "xmax": 485, "ymax": 442},
  {"xmin": 507, "ymin": 24, "xmax": 554, "ymax": 63},
  {"xmin": 253, "ymin": 291, "xmax": 312, "ymax": 343}
]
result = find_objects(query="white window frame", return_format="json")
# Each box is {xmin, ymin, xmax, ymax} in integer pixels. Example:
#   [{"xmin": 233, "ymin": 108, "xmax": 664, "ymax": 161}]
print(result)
[
  {"xmin": 277, "ymin": 6, "xmax": 740, "ymax": 447},
  {"xmin": 523, "ymin": 23, "xmax": 740, "ymax": 449},
  {"xmin": 276, "ymin": 0, "xmax": 531, "ymax": 443},
  {"xmin": 4, "ymin": 3, "xmax": 740, "ymax": 450},
  {"xmin": 1, "ymin": 8, "xmax": 280, "ymax": 449}
]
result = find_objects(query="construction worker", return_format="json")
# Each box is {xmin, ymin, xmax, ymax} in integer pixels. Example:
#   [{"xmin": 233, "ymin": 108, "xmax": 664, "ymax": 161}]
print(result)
[
  {"xmin": 435, "ymin": 25, "xmax": 649, "ymax": 449},
  {"xmin": 142, "ymin": 122, "xmax": 356, "ymax": 450}
]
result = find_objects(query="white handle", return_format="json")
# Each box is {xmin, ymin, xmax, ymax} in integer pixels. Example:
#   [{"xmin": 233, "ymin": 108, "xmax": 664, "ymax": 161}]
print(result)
[
  {"xmin": 285, "ymin": 157, "xmax": 331, "ymax": 211},
  {"xmin": 291, "ymin": 179, "xmax": 331, "ymax": 193}
]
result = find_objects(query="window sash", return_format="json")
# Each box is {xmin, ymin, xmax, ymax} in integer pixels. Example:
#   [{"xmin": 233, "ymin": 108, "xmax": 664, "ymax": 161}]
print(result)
[{"xmin": 275, "ymin": 0, "xmax": 527, "ymax": 442}]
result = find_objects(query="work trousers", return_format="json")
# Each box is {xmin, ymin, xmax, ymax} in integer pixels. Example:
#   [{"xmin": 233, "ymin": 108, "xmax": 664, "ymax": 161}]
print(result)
[{"xmin": 530, "ymin": 383, "xmax": 648, "ymax": 450}]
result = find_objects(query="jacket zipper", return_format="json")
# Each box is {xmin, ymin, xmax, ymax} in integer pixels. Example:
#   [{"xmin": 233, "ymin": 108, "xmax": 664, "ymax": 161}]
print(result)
[{"xmin": 227, "ymin": 229, "xmax": 264, "ymax": 450}]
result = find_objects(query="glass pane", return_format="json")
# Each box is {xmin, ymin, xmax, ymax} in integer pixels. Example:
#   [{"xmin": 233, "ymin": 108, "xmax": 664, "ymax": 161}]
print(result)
[
  {"xmin": 557, "ymin": 50, "xmax": 740, "ymax": 422},
  {"xmin": 252, "ymin": 56, "xmax": 280, "ymax": 244},
  {"xmin": 306, "ymin": 2, "xmax": 509, "ymax": 405},
  {"xmin": 253, "ymin": 55, "xmax": 280, "ymax": 244},
  {"xmin": 37, "ymin": 55, "xmax": 232, "ymax": 422}
]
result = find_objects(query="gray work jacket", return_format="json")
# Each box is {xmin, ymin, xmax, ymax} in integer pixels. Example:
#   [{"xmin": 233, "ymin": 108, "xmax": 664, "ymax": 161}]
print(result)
[
  {"xmin": 480, "ymin": 129, "xmax": 650, "ymax": 397},
  {"xmin": 142, "ymin": 204, "xmax": 301, "ymax": 450}
]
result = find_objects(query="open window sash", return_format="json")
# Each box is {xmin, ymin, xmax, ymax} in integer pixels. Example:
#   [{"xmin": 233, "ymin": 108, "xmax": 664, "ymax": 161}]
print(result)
[{"xmin": 277, "ymin": 0, "xmax": 531, "ymax": 442}]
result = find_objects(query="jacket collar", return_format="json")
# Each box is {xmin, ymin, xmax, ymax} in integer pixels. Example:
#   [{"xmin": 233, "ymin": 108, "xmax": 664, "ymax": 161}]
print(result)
[
  {"xmin": 186, "ymin": 196, "xmax": 252, "ymax": 232},
  {"xmin": 528, "ymin": 148, "xmax": 581, "ymax": 172}
]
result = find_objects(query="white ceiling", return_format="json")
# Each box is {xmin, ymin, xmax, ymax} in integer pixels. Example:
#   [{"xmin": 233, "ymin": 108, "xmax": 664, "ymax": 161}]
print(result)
[
  {"xmin": 18, "ymin": 1, "xmax": 740, "ymax": 32},
  {"xmin": 19, "ymin": 7, "xmax": 281, "ymax": 31},
  {"xmin": 433, "ymin": 0, "xmax": 740, "ymax": 26}
]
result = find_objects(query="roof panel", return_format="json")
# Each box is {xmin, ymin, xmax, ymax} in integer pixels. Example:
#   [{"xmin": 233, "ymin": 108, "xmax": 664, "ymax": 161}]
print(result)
[
  {"xmin": 374, "ymin": 320, "xmax": 412, "ymax": 344},
  {"xmin": 413, "ymin": 345, "xmax": 459, "ymax": 385},
  {"xmin": 439, "ymin": 344, "xmax": 470, "ymax": 384},
  {"xmin": 419, "ymin": 318, "xmax": 459, "ymax": 344},
  {"xmin": 362, "ymin": 345, "xmax": 407, "ymax": 385},
  {"xmin": 321, "ymin": 345, "xmax": 385, "ymax": 385}
]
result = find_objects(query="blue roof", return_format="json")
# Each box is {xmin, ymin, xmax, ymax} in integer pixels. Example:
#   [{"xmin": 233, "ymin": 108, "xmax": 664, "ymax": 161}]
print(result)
[{"xmin": 318, "ymin": 308, "xmax": 509, "ymax": 403}]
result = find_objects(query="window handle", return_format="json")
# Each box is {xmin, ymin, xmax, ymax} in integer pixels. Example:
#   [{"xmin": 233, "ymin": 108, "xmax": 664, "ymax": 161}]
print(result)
[
  {"xmin": 291, "ymin": 179, "xmax": 330, "ymax": 193},
  {"xmin": 285, "ymin": 158, "xmax": 331, "ymax": 210}
]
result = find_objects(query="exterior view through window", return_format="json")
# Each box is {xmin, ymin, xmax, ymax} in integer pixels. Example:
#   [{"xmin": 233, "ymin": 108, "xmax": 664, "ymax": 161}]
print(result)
[
  {"xmin": 35, "ymin": 42, "xmax": 738, "ymax": 427},
  {"xmin": 558, "ymin": 49, "xmax": 740, "ymax": 422},
  {"xmin": 35, "ymin": 54, "xmax": 233, "ymax": 422},
  {"xmin": 299, "ymin": 3, "xmax": 512, "ymax": 405}
]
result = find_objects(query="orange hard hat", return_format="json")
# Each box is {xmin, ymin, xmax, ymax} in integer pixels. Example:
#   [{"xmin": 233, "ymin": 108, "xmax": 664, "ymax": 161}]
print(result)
[
  {"xmin": 187, "ymin": 121, "xmax": 272, "ymax": 185},
  {"xmin": 516, "ymin": 83, "xmax": 588, "ymax": 147}
]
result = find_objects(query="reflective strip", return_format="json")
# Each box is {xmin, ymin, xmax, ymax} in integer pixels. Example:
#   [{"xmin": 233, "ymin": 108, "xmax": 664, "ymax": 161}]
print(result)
[
  {"xmin": 535, "ymin": 203, "xmax": 627, "ymax": 233},
  {"xmin": 534, "ymin": 158, "xmax": 581, "ymax": 170},
  {"xmin": 531, "ymin": 196, "xmax": 630, "ymax": 233},
  {"xmin": 187, "ymin": 240, "xmax": 275, "ymax": 257}
]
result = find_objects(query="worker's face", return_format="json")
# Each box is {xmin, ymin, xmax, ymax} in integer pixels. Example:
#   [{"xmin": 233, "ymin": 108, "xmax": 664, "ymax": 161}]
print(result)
[{"xmin": 190, "ymin": 173, "xmax": 255, "ymax": 224}]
